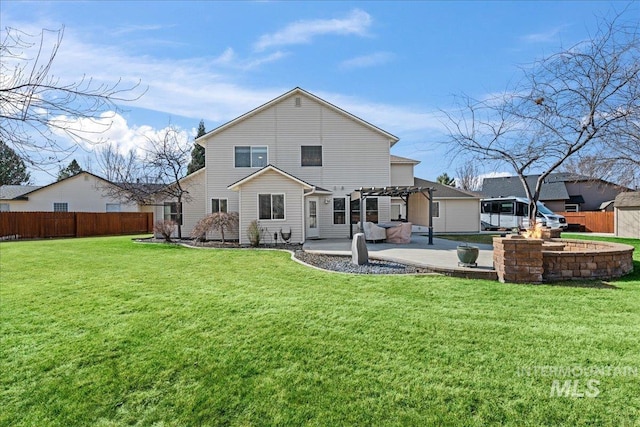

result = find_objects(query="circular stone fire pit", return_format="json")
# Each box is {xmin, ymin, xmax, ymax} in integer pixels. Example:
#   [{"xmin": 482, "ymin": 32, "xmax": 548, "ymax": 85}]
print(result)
[
  {"xmin": 493, "ymin": 235, "xmax": 634, "ymax": 283},
  {"xmin": 541, "ymin": 239, "xmax": 634, "ymax": 282}
]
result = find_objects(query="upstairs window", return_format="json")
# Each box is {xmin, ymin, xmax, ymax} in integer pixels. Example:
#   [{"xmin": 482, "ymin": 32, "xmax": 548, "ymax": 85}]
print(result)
[
  {"xmin": 301, "ymin": 145, "xmax": 322, "ymax": 166},
  {"xmin": 235, "ymin": 146, "xmax": 267, "ymax": 168}
]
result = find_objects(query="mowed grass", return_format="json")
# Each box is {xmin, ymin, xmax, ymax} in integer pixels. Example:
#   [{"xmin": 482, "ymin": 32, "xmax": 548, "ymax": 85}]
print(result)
[{"xmin": 1, "ymin": 236, "xmax": 639, "ymax": 426}]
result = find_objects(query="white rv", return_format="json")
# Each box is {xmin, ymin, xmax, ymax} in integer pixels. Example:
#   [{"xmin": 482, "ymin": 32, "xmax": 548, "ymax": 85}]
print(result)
[{"xmin": 481, "ymin": 197, "xmax": 568, "ymax": 230}]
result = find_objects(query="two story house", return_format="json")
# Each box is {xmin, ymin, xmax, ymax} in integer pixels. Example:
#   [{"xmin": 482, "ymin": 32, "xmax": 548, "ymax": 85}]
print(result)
[{"xmin": 165, "ymin": 87, "xmax": 424, "ymax": 244}]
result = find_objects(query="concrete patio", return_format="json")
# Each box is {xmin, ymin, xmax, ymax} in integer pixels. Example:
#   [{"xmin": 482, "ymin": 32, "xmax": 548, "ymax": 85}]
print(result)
[{"xmin": 303, "ymin": 234, "xmax": 497, "ymax": 279}]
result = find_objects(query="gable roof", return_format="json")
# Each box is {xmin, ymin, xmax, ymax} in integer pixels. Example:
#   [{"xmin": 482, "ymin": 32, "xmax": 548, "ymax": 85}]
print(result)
[
  {"xmin": 197, "ymin": 87, "xmax": 400, "ymax": 147},
  {"xmin": 414, "ymin": 177, "xmax": 480, "ymax": 199},
  {"xmin": 482, "ymin": 173, "xmax": 632, "ymax": 201},
  {"xmin": 481, "ymin": 175, "xmax": 570, "ymax": 200},
  {"xmin": 227, "ymin": 164, "xmax": 315, "ymax": 191},
  {"xmin": 4, "ymin": 172, "xmax": 121, "ymax": 200},
  {"xmin": 615, "ymin": 191, "xmax": 640, "ymax": 208},
  {"xmin": 390, "ymin": 155, "xmax": 421, "ymax": 165},
  {"xmin": 0, "ymin": 185, "xmax": 42, "ymax": 200}
]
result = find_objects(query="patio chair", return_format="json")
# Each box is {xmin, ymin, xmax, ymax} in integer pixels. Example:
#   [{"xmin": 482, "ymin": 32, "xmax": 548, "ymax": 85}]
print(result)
[{"xmin": 363, "ymin": 221, "xmax": 386, "ymax": 242}]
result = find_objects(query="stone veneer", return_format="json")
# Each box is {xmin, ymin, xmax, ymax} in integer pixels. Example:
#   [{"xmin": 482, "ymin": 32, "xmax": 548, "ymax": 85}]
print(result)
[
  {"xmin": 493, "ymin": 235, "xmax": 634, "ymax": 283},
  {"xmin": 542, "ymin": 239, "xmax": 634, "ymax": 282},
  {"xmin": 493, "ymin": 235, "xmax": 544, "ymax": 283}
]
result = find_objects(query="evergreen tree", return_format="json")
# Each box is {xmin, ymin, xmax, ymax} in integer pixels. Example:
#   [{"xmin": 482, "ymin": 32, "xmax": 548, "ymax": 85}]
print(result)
[
  {"xmin": 436, "ymin": 172, "xmax": 455, "ymax": 186},
  {"xmin": 187, "ymin": 120, "xmax": 206, "ymax": 174},
  {"xmin": 0, "ymin": 141, "xmax": 31, "ymax": 185},
  {"xmin": 57, "ymin": 159, "xmax": 83, "ymax": 181}
]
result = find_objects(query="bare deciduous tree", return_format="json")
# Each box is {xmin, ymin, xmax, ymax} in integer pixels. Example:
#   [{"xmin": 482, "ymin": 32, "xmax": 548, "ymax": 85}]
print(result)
[
  {"xmin": 97, "ymin": 126, "xmax": 192, "ymax": 238},
  {"xmin": 443, "ymin": 11, "xmax": 639, "ymax": 223},
  {"xmin": 0, "ymin": 26, "xmax": 144, "ymax": 167},
  {"xmin": 454, "ymin": 161, "xmax": 482, "ymax": 192},
  {"xmin": 560, "ymin": 153, "xmax": 639, "ymax": 190}
]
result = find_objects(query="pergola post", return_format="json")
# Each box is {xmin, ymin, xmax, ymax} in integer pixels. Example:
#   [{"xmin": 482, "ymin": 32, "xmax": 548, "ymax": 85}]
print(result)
[
  {"xmin": 359, "ymin": 193, "xmax": 365, "ymax": 238},
  {"xmin": 355, "ymin": 186, "xmax": 435, "ymax": 244},
  {"xmin": 428, "ymin": 187, "xmax": 434, "ymax": 245}
]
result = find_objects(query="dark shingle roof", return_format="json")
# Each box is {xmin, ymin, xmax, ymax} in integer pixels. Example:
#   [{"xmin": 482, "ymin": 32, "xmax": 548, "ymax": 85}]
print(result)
[
  {"xmin": 0, "ymin": 185, "xmax": 42, "ymax": 200},
  {"xmin": 481, "ymin": 175, "xmax": 570, "ymax": 200},
  {"xmin": 414, "ymin": 177, "xmax": 480, "ymax": 199},
  {"xmin": 614, "ymin": 191, "xmax": 640, "ymax": 208}
]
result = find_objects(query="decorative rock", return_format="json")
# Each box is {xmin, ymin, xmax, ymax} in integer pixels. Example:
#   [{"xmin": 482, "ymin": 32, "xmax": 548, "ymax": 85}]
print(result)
[{"xmin": 352, "ymin": 233, "xmax": 369, "ymax": 265}]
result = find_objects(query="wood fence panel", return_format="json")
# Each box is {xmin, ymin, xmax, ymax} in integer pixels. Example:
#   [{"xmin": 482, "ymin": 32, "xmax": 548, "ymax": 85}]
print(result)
[
  {"xmin": 0, "ymin": 212, "xmax": 153, "ymax": 239},
  {"xmin": 558, "ymin": 211, "xmax": 614, "ymax": 233}
]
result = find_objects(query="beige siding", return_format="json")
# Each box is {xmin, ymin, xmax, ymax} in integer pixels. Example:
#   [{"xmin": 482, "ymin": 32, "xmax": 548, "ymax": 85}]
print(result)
[
  {"xmin": 408, "ymin": 195, "xmax": 480, "ymax": 233},
  {"xmin": 615, "ymin": 208, "xmax": 640, "ymax": 238},
  {"xmin": 203, "ymin": 91, "xmax": 394, "ymax": 239},
  {"xmin": 234, "ymin": 169, "xmax": 305, "ymax": 245},
  {"xmin": 434, "ymin": 199, "xmax": 480, "ymax": 233},
  {"xmin": 7, "ymin": 173, "xmax": 141, "ymax": 212},
  {"xmin": 390, "ymin": 164, "xmax": 414, "ymax": 186}
]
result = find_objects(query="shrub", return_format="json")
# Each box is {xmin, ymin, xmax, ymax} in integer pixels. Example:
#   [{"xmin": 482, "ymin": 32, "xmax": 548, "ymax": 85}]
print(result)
[
  {"xmin": 191, "ymin": 212, "xmax": 239, "ymax": 243},
  {"xmin": 154, "ymin": 220, "xmax": 176, "ymax": 242},
  {"xmin": 246, "ymin": 220, "xmax": 264, "ymax": 247}
]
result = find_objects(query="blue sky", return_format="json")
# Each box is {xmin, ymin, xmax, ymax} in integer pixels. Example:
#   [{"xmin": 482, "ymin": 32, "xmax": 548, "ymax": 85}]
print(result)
[{"xmin": 3, "ymin": 0, "xmax": 635, "ymax": 184}]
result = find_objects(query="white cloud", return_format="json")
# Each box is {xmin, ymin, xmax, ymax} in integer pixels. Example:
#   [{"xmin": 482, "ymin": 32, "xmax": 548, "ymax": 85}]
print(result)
[
  {"xmin": 48, "ymin": 112, "xmax": 190, "ymax": 158},
  {"xmin": 253, "ymin": 9, "xmax": 372, "ymax": 51},
  {"xmin": 340, "ymin": 52, "xmax": 394, "ymax": 70},
  {"xmin": 6, "ymin": 15, "xmax": 449, "ymax": 180},
  {"xmin": 112, "ymin": 24, "xmax": 170, "ymax": 36},
  {"xmin": 521, "ymin": 25, "xmax": 567, "ymax": 43}
]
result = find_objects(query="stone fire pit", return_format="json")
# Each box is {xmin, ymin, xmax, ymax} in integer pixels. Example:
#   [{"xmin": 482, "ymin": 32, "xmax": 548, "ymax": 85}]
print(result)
[{"xmin": 493, "ymin": 234, "xmax": 634, "ymax": 284}]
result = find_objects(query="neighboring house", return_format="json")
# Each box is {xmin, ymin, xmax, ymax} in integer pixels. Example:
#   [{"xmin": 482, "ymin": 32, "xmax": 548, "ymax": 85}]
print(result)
[
  {"xmin": 614, "ymin": 192, "xmax": 640, "ymax": 239},
  {"xmin": 481, "ymin": 173, "xmax": 631, "ymax": 212},
  {"xmin": 166, "ymin": 87, "xmax": 428, "ymax": 245},
  {"xmin": 0, "ymin": 171, "xmax": 151, "ymax": 213},
  {"xmin": 408, "ymin": 178, "xmax": 481, "ymax": 233}
]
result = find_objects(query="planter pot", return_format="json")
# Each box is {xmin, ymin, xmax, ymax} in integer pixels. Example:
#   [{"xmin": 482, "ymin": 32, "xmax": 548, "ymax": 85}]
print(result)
[{"xmin": 457, "ymin": 245, "xmax": 479, "ymax": 267}]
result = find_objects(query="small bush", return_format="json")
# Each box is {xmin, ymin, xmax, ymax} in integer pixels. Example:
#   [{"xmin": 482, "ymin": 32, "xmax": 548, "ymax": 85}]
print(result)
[
  {"xmin": 246, "ymin": 220, "xmax": 264, "ymax": 247},
  {"xmin": 154, "ymin": 220, "xmax": 176, "ymax": 242},
  {"xmin": 191, "ymin": 212, "xmax": 239, "ymax": 243}
]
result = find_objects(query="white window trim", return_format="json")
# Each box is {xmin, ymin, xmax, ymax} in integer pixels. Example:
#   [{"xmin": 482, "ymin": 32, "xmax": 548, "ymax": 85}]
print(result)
[
  {"xmin": 333, "ymin": 197, "xmax": 346, "ymax": 225},
  {"xmin": 163, "ymin": 202, "xmax": 183, "ymax": 225},
  {"xmin": 331, "ymin": 197, "xmax": 351, "ymax": 225},
  {"xmin": 432, "ymin": 201, "xmax": 440, "ymax": 218},
  {"xmin": 211, "ymin": 198, "xmax": 229, "ymax": 213},
  {"xmin": 301, "ymin": 145, "xmax": 323, "ymax": 167},
  {"xmin": 234, "ymin": 145, "xmax": 268, "ymax": 168},
  {"xmin": 257, "ymin": 193, "xmax": 286, "ymax": 221},
  {"xmin": 564, "ymin": 204, "xmax": 579, "ymax": 212},
  {"xmin": 106, "ymin": 203, "xmax": 121, "ymax": 212},
  {"xmin": 53, "ymin": 202, "xmax": 68, "ymax": 212}
]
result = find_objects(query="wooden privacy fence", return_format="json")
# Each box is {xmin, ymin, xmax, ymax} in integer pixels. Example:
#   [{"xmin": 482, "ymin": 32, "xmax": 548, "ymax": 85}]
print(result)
[
  {"xmin": 0, "ymin": 212, "xmax": 154, "ymax": 239},
  {"xmin": 558, "ymin": 211, "xmax": 614, "ymax": 233}
]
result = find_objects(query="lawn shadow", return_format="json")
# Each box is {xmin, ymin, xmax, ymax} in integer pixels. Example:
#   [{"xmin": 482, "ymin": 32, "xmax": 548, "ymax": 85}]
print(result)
[{"xmin": 543, "ymin": 280, "xmax": 620, "ymax": 290}]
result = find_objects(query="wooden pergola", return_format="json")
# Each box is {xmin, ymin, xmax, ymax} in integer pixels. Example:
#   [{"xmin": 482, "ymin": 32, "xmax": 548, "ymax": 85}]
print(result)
[{"xmin": 352, "ymin": 185, "xmax": 436, "ymax": 245}]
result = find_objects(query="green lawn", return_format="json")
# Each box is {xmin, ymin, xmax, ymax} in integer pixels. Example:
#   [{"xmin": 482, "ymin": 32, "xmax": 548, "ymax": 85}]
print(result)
[{"xmin": 1, "ymin": 236, "xmax": 639, "ymax": 426}]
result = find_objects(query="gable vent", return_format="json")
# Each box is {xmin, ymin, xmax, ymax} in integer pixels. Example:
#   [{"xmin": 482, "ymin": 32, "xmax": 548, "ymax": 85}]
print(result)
[{"xmin": 294, "ymin": 97, "xmax": 301, "ymax": 107}]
